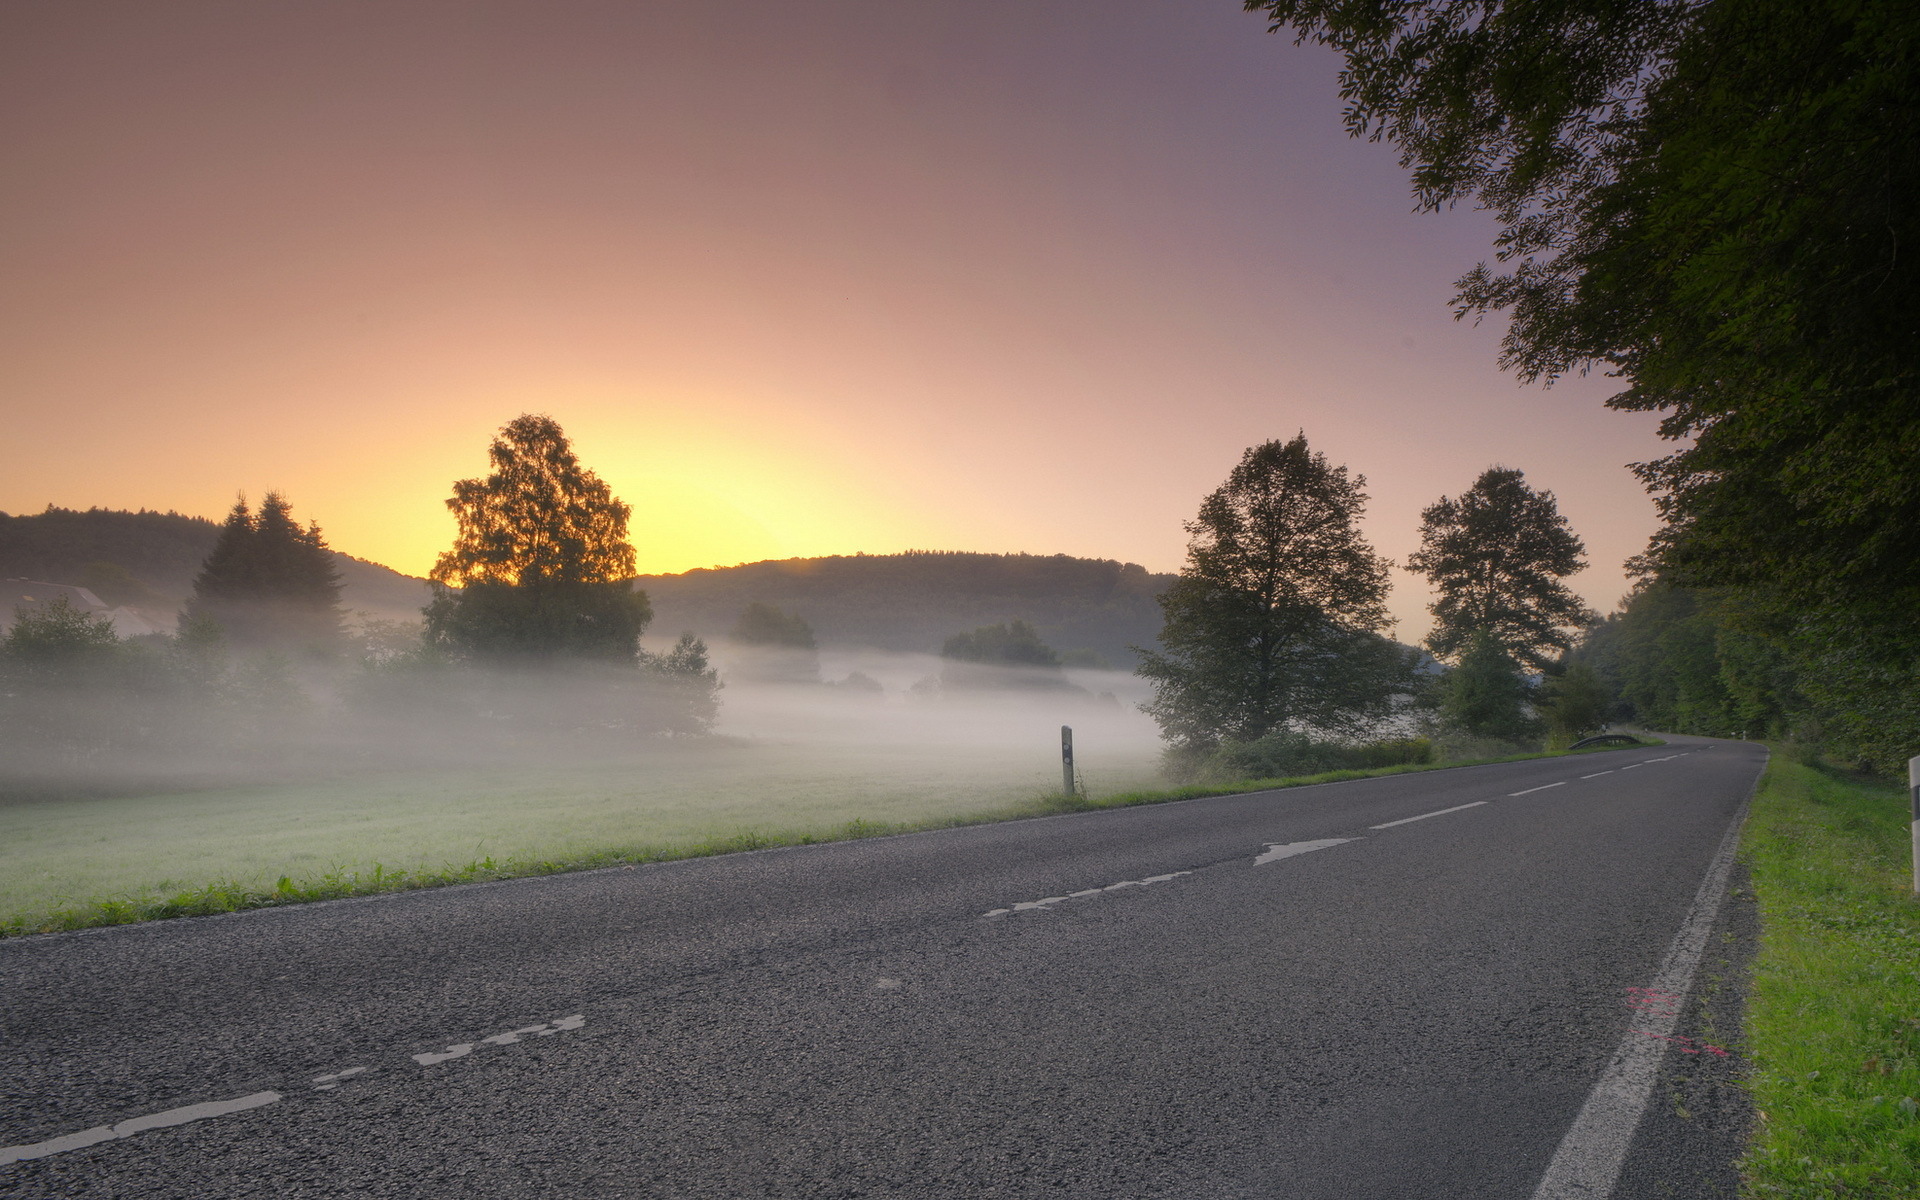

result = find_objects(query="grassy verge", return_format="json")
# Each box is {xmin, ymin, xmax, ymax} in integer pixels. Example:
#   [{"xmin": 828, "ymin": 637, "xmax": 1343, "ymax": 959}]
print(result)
[
  {"xmin": 1740, "ymin": 754, "xmax": 1920, "ymax": 1197},
  {"xmin": 0, "ymin": 739, "xmax": 1654, "ymax": 938}
]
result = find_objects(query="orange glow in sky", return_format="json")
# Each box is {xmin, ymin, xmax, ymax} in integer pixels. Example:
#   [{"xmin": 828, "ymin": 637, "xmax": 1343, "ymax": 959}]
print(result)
[{"xmin": 0, "ymin": 1, "xmax": 1668, "ymax": 637}]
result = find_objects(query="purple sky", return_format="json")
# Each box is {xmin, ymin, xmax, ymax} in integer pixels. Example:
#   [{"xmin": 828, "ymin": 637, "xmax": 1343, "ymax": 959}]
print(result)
[{"xmin": 1, "ymin": 1, "xmax": 1667, "ymax": 637}]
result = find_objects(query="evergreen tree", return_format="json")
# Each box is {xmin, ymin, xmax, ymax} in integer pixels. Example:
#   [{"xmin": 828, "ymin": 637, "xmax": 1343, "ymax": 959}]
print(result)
[
  {"xmin": 1137, "ymin": 435, "xmax": 1408, "ymax": 752},
  {"xmin": 183, "ymin": 493, "xmax": 344, "ymax": 653},
  {"xmin": 427, "ymin": 415, "xmax": 652, "ymax": 662},
  {"xmin": 1407, "ymin": 467, "xmax": 1592, "ymax": 669}
]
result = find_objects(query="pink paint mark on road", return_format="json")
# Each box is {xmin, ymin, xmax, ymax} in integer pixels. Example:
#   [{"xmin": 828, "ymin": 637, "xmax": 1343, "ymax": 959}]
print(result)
[{"xmin": 1629, "ymin": 1029, "xmax": 1730, "ymax": 1057}]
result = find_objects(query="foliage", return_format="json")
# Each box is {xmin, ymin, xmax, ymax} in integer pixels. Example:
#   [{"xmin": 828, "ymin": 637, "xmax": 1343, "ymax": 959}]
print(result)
[
  {"xmin": 0, "ymin": 506, "xmax": 429, "ymax": 622},
  {"xmin": 0, "ymin": 600, "xmax": 243, "ymax": 787},
  {"xmin": 732, "ymin": 602, "xmax": 816, "ymax": 649},
  {"xmin": 427, "ymin": 415, "xmax": 652, "ymax": 662},
  {"xmin": 942, "ymin": 619, "xmax": 1060, "ymax": 667},
  {"xmin": 1740, "ymin": 756, "xmax": 1920, "ymax": 1196},
  {"xmin": 634, "ymin": 551, "xmax": 1170, "ymax": 669},
  {"xmin": 640, "ymin": 633, "xmax": 722, "ymax": 733},
  {"xmin": 183, "ymin": 493, "xmax": 344, "ymax": 655},
  {"xmin": 1436, "ymin": 628, "xmax": 1538, "ymax": 745},
  {"xmin": 1248, "ymin": 0, "xmax": 1920, "ymax": 602},
  {"xmin": 1137, "ymin": 435, "xmax": 1410, "ymax": 751},
  {"xmin": 1539, "ymin": 660, "xmax": 1608, "ymax": 747},
  {"xmin": 939, "ymin": 619, "xmax": 1076, "ymax": 691},
  {"xmin": 1248, "ymin": 0, "xmax": 1920, "ymax": 766},
  {"xmin": 1407, "ymin": 466, "xmax": 1592, "ymax": 668},
  {"xmin": 726, "ymin": 602, "xmax": 819, "ymax": 684},
  {"xmin": 1191, "ymin": 731, "xmax": 1431, "ymax": 784}
]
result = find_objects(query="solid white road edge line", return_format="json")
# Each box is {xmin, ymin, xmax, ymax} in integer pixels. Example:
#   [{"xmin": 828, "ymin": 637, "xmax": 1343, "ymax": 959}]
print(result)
[
  {"xmin": 0, "ymin": 1092, "xmax": 282, "ymax": 1165},
  {"xmin": 1370, "ymin": 801, "xmax": 1487, "ymax": 829},
  {"xmin": 1528, "ymin": 790, "xmax": 1751, "ymax": 1200},
  {"xmin": 1510, "ymin": 782, "xmax": 1568, "ymax": 796}
]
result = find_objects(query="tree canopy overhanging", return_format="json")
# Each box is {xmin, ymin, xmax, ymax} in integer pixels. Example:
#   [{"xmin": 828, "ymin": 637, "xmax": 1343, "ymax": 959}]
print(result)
[{"xmin": 1247, "ymin": 0, "xmax": 1920, "ymax": 612}]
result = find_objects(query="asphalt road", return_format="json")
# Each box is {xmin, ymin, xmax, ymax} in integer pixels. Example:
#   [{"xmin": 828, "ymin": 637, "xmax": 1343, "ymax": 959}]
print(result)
[{"xmin": 1, "ymin": 736, "xmax": 1765, "ymax": 1199}]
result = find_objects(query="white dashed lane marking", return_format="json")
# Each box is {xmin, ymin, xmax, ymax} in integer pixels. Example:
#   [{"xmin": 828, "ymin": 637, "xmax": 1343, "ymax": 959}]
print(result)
[
  {"xmin": 1509, "ymin": 782, "xmax": 1567, "ymax": 797},
  {"xmin": 1, "ymin": 1092, "xmax": 281, "ymax": 1165},
  {"xmin": 983, "ymin": 872, "xmax": 1191, "ymax": 918},
  {"xmin": 1370, "ymin": 801, "xmax": 1489, "ymax": 829},
  {"xmin": 1, "ymin": 1012, "xmax": 588, "ymax": 1167}
]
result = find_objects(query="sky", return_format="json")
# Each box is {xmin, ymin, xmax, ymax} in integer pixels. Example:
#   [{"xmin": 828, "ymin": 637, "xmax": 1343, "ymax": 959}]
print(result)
[{"xmin": 0, "ymin": 0, "xmax": 1670, "ymax": 639}]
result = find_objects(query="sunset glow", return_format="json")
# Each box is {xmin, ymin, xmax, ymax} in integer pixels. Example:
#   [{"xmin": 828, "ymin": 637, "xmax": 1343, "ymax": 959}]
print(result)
[{"xmin": 0, "ymin": 0, "xmax": 1669, "ymax": 635}]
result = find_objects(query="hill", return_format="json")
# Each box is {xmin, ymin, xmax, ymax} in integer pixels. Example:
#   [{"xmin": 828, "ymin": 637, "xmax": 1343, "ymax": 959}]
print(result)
[
  {"xmin": 0, "ymin": 510, "xmax": 1175, "ymax": 662},
  {"xmin": 0, "ymin": 507, "xmax": 430, "ymax": 625},
  {"xmin": 636, "ymin": 552, "xmax": 1174, "ymax": 668}
]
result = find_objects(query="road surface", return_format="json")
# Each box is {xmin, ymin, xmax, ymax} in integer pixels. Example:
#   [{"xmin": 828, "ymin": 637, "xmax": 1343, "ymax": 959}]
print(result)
[{"xmin": 1, "ymin": 736, "xmax": 1764, "ymax": 1198}]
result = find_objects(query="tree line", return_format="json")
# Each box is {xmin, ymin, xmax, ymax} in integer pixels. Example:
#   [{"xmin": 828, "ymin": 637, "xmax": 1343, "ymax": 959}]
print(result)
[
  {"xmin": 1239, "ymin": 0, "xmax": 1918, "ymax": 773},
  {"xmin": 1138, "ymin": 434, "xmax": 1604, "ymax": 781}
]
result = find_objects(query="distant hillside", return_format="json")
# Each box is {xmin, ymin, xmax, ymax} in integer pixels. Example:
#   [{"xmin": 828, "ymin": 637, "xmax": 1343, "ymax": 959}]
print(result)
[
  {"xmin": 0, "ymin": 511, "xmax": 1174, "ymax": 662},
  {"xmin": 636, "ymin": 552, "xmax": 1175, "ymax": 668},
  {"xmin": 0, "ymin": 507, "xmax": 431, "ymax": 626}
]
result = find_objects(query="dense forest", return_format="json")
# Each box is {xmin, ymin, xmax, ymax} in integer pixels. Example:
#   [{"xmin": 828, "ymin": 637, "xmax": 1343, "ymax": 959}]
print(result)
[
  {"xmin": 636, "ymin": 551, "xmax": 1175, "ymax": 667},
  {"xmin": 0, "ymin": 508, "xmax": 428, "ymax": 621},
  {"xmin": 1, "ymin": 510, "xmax": 1175, "ymax": 666}
]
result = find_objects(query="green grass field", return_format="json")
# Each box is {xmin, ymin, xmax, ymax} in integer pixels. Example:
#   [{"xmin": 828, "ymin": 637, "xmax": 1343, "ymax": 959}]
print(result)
[
  {"xmin": 1741, "ymin": 754, "xmax": 1920, "ymax": 1197},
  {"xmin": 0, "ymin": 737, "xmax": 1164, "ymax": 935}
]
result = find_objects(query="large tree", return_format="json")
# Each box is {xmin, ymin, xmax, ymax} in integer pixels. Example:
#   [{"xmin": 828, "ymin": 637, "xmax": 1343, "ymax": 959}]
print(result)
[
  {"xmin": 183, "ymin": 493, "xmax": 344, "ymax": 653},
  {"xmin": 1407, "ymin": 466, "xmax": 1591, "ymax": 669},
  {"xmin": 1137, "ymin": 435, "xmax": 1407, "ymax": 751},
  {"xmin": 1245, "ymin": 0, "xmax": 1920, "ymax": 634},
  {"xmin": 427, "ymin": 415, "xmax": 652, "ymax": 661}
]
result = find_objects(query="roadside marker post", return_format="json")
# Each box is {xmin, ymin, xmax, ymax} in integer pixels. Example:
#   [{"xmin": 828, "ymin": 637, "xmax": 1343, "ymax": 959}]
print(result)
[
  {"xmin": 1061, "ymin": 725, "xmax": 1076, "ymax": 797},
  {"xmin": 1909, "ymin": 754, "xmax": 1919, "ymax": 898}
]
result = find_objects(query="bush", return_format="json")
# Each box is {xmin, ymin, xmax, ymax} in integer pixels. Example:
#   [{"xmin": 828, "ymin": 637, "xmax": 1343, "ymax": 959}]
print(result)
[{"xmin": 1178, "ymin": 730, "xmax": 1432, "ymax": 784}]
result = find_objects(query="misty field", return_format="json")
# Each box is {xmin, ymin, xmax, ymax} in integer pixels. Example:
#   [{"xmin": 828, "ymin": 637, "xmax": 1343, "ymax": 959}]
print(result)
[{"xmin": 0, "ymin": 678, "xmax": 1164, "ymax": 930}]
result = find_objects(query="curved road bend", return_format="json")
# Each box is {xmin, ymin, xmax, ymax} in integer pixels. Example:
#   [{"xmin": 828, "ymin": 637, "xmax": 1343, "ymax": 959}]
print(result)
[{"xmin": 2, "ymin": 736, "xmax": 1764, "ymax": 1198}]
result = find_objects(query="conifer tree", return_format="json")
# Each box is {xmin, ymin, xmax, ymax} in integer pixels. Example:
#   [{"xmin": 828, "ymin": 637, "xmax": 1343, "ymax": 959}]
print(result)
[{"xmin": 183, "ymin": 493, "xmax": 344, "ymax": 652}]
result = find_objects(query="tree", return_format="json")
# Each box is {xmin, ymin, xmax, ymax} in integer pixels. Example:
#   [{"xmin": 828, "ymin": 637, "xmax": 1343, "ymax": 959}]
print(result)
[
  {"xmin": 183, "ymin": 493, "xmax": 344, "ymax": 653},
  {"xmin": 940, "ymin": 619, "xmax": 1074, "ymax": 691},
  {"xmin": 733, "ymin": 603, "xmax": 816, "ymax": 650},
  {"xmin": 1540, "ymin": 660, "xmax": 1610, "ymax": 747},
  {"xmin": 1137, "ymin": 435, "xmax": 1407, "ymax": 752},
  {"xmin": 729, "ymin": 602, "xmax": 819, "ymax": 684},
  {"xmin": 1437, "ymin": 629, "xmax": 1538, "ymax": 745},
  {"xmin": 1247, "ymin": 0, "xmax": 1920, "ymax": 762},
  {"xmin": 942, "ymin": 620, "xmax": 1060, "ymax": 668},
  {"xmin": 427, "ymin": 415, "xmax": 652, "ymax": 662},
  {"xmin": 1406, "ymin": 467, "xmax": 1592, "ymax": 669}
]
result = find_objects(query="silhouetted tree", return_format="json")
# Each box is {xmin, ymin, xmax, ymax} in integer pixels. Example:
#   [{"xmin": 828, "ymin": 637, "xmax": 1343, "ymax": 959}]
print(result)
[
  {"xmin": 1541, "ymin": 660, "xmax": 1610, "ymax": 746},
  {"xmin": 727, "ymin": 602, "xmax": 819, "ymax": 684},
  {"xmin": 1438, "ymin": 629, "xmax": 1537, "ymax": 744},
  {"xmin": 183, "ymin": 493, "xmax": 344, "ymax": 653},
  {"xmin": 1138, "ymin": 435, "xmax": 1409, "ymax": 752},
  {"xmin": 942, "ymin": 620, "xmax": 1060, "ymax": 667},
  {"xmin": 426, "ymin": 415, "xmax": 652, "ymax": 662},
  {"xmin": 733, "ymin": 602, "xmax": 816, "ymax": 649},
  {"xmin": 1407, "ymin": 467, "xmax": 1592, "ymax": 669},
  {"xmin": 939, "ymin": 619, "xmax": 1075, "ymax": 691}
]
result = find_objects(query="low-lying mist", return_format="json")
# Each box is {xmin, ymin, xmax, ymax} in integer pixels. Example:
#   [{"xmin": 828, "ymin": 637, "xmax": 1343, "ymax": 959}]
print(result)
[{"xmin": 0, "ymin": 634, "xmax": 1168, "ymax": 929}]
